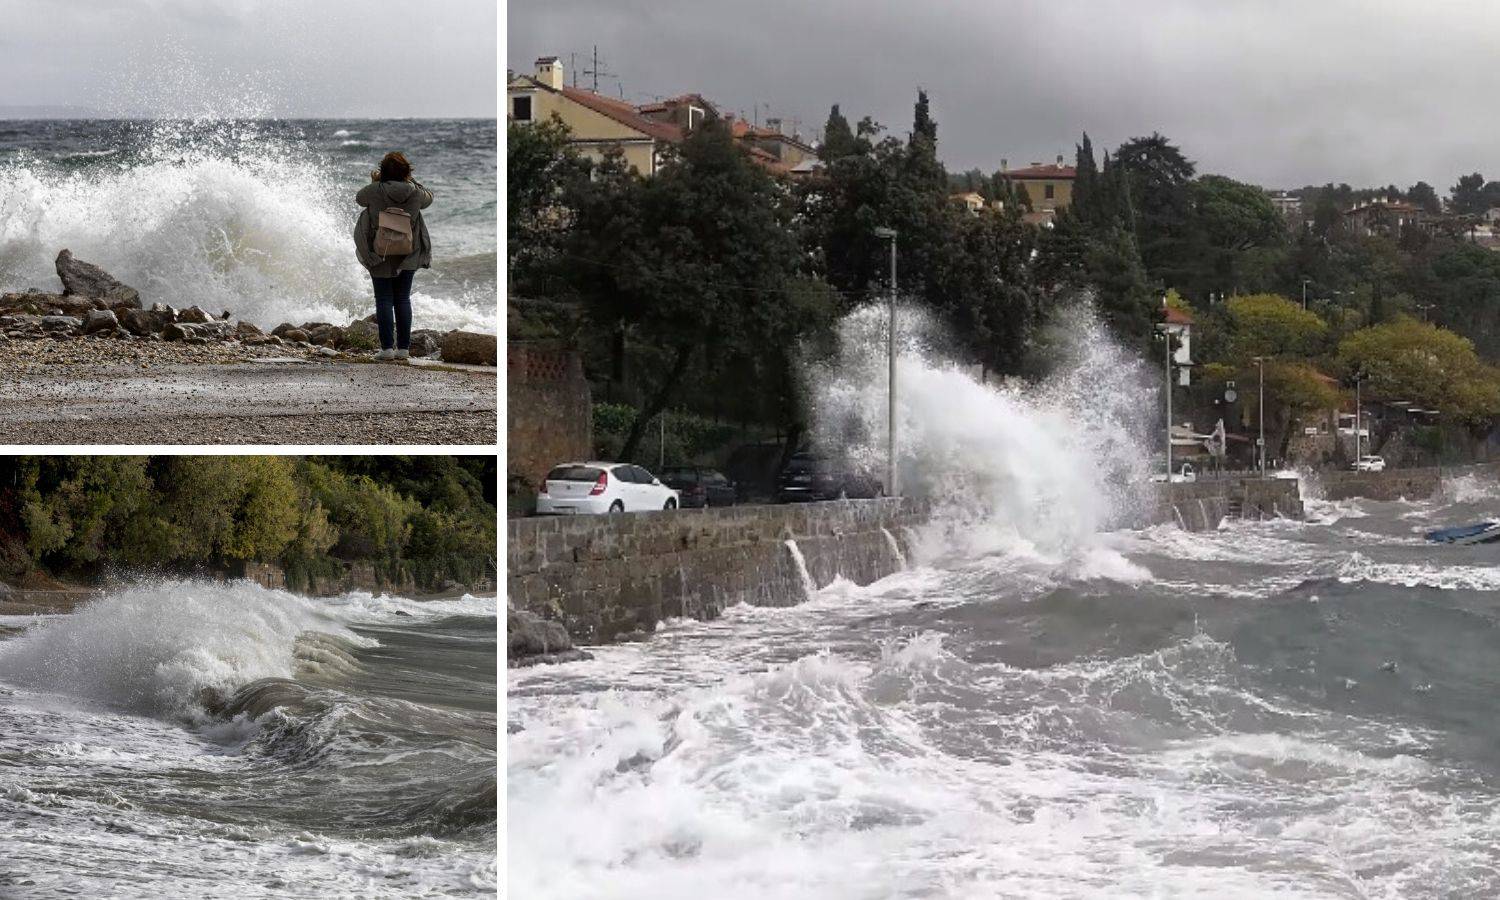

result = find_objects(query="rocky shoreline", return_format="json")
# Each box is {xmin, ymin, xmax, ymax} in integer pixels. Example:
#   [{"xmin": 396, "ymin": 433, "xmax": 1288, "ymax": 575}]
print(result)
[{"xmin": 0, "ymin": 250, "xmax": 497, "ymax": 366}]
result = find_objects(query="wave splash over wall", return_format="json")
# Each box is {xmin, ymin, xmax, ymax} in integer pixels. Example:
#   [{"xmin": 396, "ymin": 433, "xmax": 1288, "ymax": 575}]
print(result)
[{"xmin": 807, "ymin": 303, "xmax": 1155, "ymax": 567}]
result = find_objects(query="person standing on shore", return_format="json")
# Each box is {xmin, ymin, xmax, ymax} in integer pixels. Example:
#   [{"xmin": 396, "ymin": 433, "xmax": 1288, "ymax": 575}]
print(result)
[{"xmin": 354, "ymin": 151, "xmax": 433, "ymax": 360}]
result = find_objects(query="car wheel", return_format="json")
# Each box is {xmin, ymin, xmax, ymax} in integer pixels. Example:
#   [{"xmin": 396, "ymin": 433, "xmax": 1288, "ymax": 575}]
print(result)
[
  {"xmin": 608, "ymin": 500, "xmax": 624, "ymax": 513},
  {"xmin": 664, "ymin": 498, "xmax": 677, "ymax": 510}
]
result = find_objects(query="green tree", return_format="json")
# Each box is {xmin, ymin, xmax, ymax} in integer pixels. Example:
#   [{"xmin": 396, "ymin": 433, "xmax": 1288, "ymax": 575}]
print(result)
[
  {"xmin": 157, "ymin": 457, "xmax": 303, "ymax": 565},
  {"xmin": 1450, "ymin": 172, "xmax": 1487, "ymax": 215},
  {"xmin": 1337, "ymin": 318, "xmax": 1500, "ymax": 425},
  {"xmin": 507, "ymin": 115, "xmax": 589, "ymax": 293},
  {"xmin": 1408, "ymin": 181, "xmax": 1441, "ymax": 214},
  {"xmin": 1222, "ymin": 293, "xmax": 1328, "ymax": 361},
  {"xmin": 819, "ymin": 104, "xmax": 861, "ymax": 161},
  {"xmin": 565, "ymin": 119, "xmax": 805, "ymax": 460}
]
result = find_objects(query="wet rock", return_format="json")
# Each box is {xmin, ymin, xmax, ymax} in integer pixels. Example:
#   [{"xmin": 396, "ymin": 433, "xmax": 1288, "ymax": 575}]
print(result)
[
  {"xmin": 507, "ymin": 608, "xmax": 591, "ymax": 667},
  {"xmin": 271, "ymin": 322, "xmax": 299, "ymax": 338},
  {"xmin": 440, "ymin": 330, "xmax": 497, "ymax": 366},
  {"xmin": 306, "ymin": 324, "xmax": 344, "ymax": 347},
  {"xmin": 118, "ymin": 306, "xmax": 173, "ymax": 336},
  {"xmin": 55, "ymin": 249, "xmax": 141, "ymax": 307},
  {"xmin": 281, "ymin": 328, "xmax": 309, "ymax": 343},
  {"xmin": 316, "ymin": 346, "xmax": 338, "ymax": 357},
  {"xmin": 162, "ymin": 321, "xmax": 232, "ymax": 342},
  {"xmin": 234, "ymin": 321, "xmax": 266, "ymax": 341},
  {"xmin": 177, "ymin": 305, "xmax": 211, "ymax": 324},
  {"xmin": 82, "ymin": 309, "xmax": 118, "ymax": 335},
  {"xmin": 409, "ymin": 330, "xmax": 441, "ymax": 358},
  {"xmin": 40, "ymin": 315, "xmax": 81, "ymax": 333}
]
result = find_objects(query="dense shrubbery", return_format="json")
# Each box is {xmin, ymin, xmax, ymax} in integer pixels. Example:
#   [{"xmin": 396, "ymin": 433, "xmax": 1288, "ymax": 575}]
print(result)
[
  {"xmin": 592, "ymin": 403, "xmax": 746, "ymax": 467},
  {"xmin": 0, "ymin": 457, "xmax": 496, "ymax": 590}
]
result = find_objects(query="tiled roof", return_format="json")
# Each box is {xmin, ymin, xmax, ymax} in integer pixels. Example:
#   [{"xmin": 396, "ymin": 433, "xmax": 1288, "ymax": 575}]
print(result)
[
  {"xmin": 1163, "ymin": 305, "xmax": 1194, "ymax": 325},
  {"xmin": 1003, "ymin": 163, "xmax": 1076, "ymax": 180},
  {"xmin": 557, "ymin": 85, "xmax": 684, "ymax": 143}
]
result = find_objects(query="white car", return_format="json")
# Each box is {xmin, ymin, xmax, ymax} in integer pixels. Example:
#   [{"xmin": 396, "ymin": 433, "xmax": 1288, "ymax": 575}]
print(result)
[
  {"xmin": 1353, "ymin": 455, "xmax": 1386, "ymax": 472},
  {"xmin": 535, "ymin": 462, "xmax": 680, "ymax": 515}
]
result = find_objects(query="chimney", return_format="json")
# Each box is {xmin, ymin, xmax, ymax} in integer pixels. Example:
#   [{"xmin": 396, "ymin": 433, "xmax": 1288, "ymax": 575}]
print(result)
[
  {"xmin": 1001, "ymin": 158, "xmax": 1008, "ymax": 172},
  {"xmin": 1056, "ymin": 153, "xmax": 1064, "ymax": 166},
  {"xmin": 765, "ymin": 117, "xmax": 783, "ymax": 135},
  {"xmin": 535, "ymin": 56, "xmax": 564, "ymax": 90}
]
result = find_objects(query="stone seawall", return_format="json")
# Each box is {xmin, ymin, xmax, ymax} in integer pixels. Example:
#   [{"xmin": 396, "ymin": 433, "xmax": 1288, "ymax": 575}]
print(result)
[
  {"xmin": 1319, "ymin": 463, "xmax": 1500, "ymax": 501},
  {"xmin": 1145, "ymin": 478, "xmax": 1304, "ymax": 531},
  {"xmin": 508, "ymin": 498, "xmax": 928, "ymax": 645}
]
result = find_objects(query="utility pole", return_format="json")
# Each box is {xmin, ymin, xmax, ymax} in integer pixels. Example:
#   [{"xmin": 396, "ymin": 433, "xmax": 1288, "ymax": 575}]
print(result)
[
  {"xmin": 875, "ymin": 227, "xmax": 899, "ymax": 497},
  {"xmin": 1253, "ymin": 356, "xmax": 1267, "ymax": 476},
  {"xmin": 1301, "ymin": 278, "xmax": 1311, "ymax": 310}
]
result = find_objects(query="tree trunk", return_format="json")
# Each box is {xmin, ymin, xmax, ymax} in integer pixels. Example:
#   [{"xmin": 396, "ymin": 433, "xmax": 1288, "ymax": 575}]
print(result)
[{"xmin": 619, "ymin": 343, "xmax": 694, "ymax": 463}]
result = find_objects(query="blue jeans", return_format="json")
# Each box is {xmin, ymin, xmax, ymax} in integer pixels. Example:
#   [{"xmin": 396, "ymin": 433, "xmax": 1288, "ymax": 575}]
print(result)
[{"xmin": 371, "ymin": 269, "xmax": 414, "ymax": 350}]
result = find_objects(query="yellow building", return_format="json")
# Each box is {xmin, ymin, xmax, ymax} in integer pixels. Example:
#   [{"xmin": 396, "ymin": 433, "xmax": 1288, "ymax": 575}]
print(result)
[
  {"xmin": 1001, "ymin": 157, "xmax": 1076, "ymax": 224},
  {"xmin": 507, "ymin": 57, "xmax": 682, "ymax": 176}
]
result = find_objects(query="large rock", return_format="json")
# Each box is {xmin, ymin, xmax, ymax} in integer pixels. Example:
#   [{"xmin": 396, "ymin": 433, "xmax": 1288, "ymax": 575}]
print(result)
[
  {"xmin": 409, "ymin": 329, "xmax": 441, "ymax": 358},
  {"xmin": 271, "ymin": 322, "xmax": 299, "ymax": 338},
  {"xmin": 176, "ymin": 305, "xmax": 211, "ymax": 324},
  {"xmin": 118, "ymin": 306, "xmax": 173, "ymax": 336},
  {"xmin": 305, "ymin": 323, "xmax": 344, "ymax": 347},
  {"xmin": 507, "ymin": 608, "xmax": 591, "ymax": 667},
  {"xmin": 162, "ymin": 321, "xmax": 232, "ymax": 342},
  {"xmin": 441, "ymin": 330, "xmax": 497, "ymax": 366},
  {"xmin": 40, "ymin": 315, "xmax": 81, "ymax": 334},
  {"xmin": 234, "ymin": 321, "xmax": 265, "ymax": 341},
  {"xmin": 82, "ymin": 308, "xmax": 119, "ymax": 335},
  {"xmin": 55, "ymin": 250, "xmax": 141, "ymax": 308}
]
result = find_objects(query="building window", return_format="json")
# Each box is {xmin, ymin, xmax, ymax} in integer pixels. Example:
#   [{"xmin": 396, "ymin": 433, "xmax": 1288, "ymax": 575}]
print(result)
[
  {"xmin": 513, "ymin": 96, "xmax": 533, "ymax": 122},
  {"xmin": 1044, "ymin": 183, "xmax": 1055, "ymax": 200}
]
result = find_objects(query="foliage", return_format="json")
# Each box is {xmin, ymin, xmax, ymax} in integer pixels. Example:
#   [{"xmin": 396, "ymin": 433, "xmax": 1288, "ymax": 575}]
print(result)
[
  {"xmin": 1221, "ymin": 293, "xmax": 1328, "ymax": 361},
  {"xmin": 0, "ymin": 457, "xmax": 495, "ymax": 590},
  {"xmin": 1337, "ymin": 318, "xmax": 1500, "ymax": 424},
  {"xmin": 507, "ymin": 115, "xmax": 589, "ymax": 294},
  {"xmin": 563, "ymin": 118, "xmax": 805, "ymax": 459}
]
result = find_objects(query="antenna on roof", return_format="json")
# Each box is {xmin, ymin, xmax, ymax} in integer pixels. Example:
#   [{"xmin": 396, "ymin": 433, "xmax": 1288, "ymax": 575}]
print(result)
[
  {"xmin": 582, "ymin": 44, "xmax": 616, "ymax": 94},
  {"xmin": 569, "ymin": 52, "xmax": 578, "ymax": 88}
]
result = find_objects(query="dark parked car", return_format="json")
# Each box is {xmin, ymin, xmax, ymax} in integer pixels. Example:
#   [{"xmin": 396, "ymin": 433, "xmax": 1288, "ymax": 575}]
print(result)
[
  {"xmin": 776, "ymin": 453, "xmax": 883, "ymax": 503},
  {"xmin": 660, "ymin": 466, "xmax": 737, "ymax": 508}
]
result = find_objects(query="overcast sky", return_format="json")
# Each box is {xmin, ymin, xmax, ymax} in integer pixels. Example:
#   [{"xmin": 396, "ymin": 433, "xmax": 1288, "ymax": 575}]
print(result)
[
  {"xmin": 0, "ymin": 0, "xmax": 496, "ymax": 118},
  {"xmin": 509, "ymin": 0, "xmax": 1500, "ymax": 190}
]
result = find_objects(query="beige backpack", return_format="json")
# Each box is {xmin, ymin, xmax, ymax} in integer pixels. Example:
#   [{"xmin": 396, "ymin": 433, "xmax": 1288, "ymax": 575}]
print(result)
[{"xmin": 373, "ymin": 206, "xmax": 414, "ymax": 257}]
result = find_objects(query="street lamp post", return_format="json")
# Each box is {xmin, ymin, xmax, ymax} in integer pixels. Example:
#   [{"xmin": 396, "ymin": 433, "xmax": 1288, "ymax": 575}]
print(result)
[
  {"xmin": 1158, "ymin": 324, "xmax": 1174, "ymax": 481},
  {"xmin": 1253, "ymin": 355, "xmax": 1267, "ymax": 476},
  {"xmin": 1354, "ymin": 372, "xmax": 1364, "ymax": 463},
  {"xmin": 874, "ymin": 226, "xmax": 899, "ymax": 497}
]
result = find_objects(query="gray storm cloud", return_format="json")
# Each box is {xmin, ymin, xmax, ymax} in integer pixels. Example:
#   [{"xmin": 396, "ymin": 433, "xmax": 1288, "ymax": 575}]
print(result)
[
  {"xmin": 508, "ymin": 0, "xmax": 1500, "ymax": 189},
  {"xmin": 0, "ymin": 0, "xmax": 497, "ymax": 118}
]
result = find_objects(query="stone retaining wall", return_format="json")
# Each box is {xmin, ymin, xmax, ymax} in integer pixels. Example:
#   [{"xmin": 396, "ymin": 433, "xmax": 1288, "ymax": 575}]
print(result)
[
  {"xmin": 1145, "ymin": 478, "xmax": 1304, "ymax": 531},
  {"xmin": 507, "ymin": 498, "xmax": 927, "ymax": 645},
  {"xmin": 1316, "ymin": 463, "xmax": 1500, "ymax": 502}
]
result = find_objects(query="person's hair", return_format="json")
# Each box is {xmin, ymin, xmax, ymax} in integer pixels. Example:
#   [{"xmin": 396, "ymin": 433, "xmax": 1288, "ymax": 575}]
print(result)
[{"xmin": 378, "ymin": 151, "xmax": 413, "ymax": 182}]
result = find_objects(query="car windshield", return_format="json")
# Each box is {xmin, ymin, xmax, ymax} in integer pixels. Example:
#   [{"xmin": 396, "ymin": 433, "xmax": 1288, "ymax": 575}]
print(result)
[{"xmin": 547, "ymin": 465, "xmax": 603, "ymax": 482}]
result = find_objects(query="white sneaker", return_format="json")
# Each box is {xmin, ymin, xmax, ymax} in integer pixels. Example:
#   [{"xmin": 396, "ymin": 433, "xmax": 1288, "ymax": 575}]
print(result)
[
  {"xmin": 376, "ymin": 349, "xmax": 395, "ymax": 361},
  {"xmin": 394, "ymin": 349, "xmax": 409, "ymax": 360}
]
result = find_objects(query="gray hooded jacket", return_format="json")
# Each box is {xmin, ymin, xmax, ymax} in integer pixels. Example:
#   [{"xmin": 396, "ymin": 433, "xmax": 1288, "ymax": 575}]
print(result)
[{"xmin": 354, "ymin": 179, "xmax": 434, "ymax": 277}]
